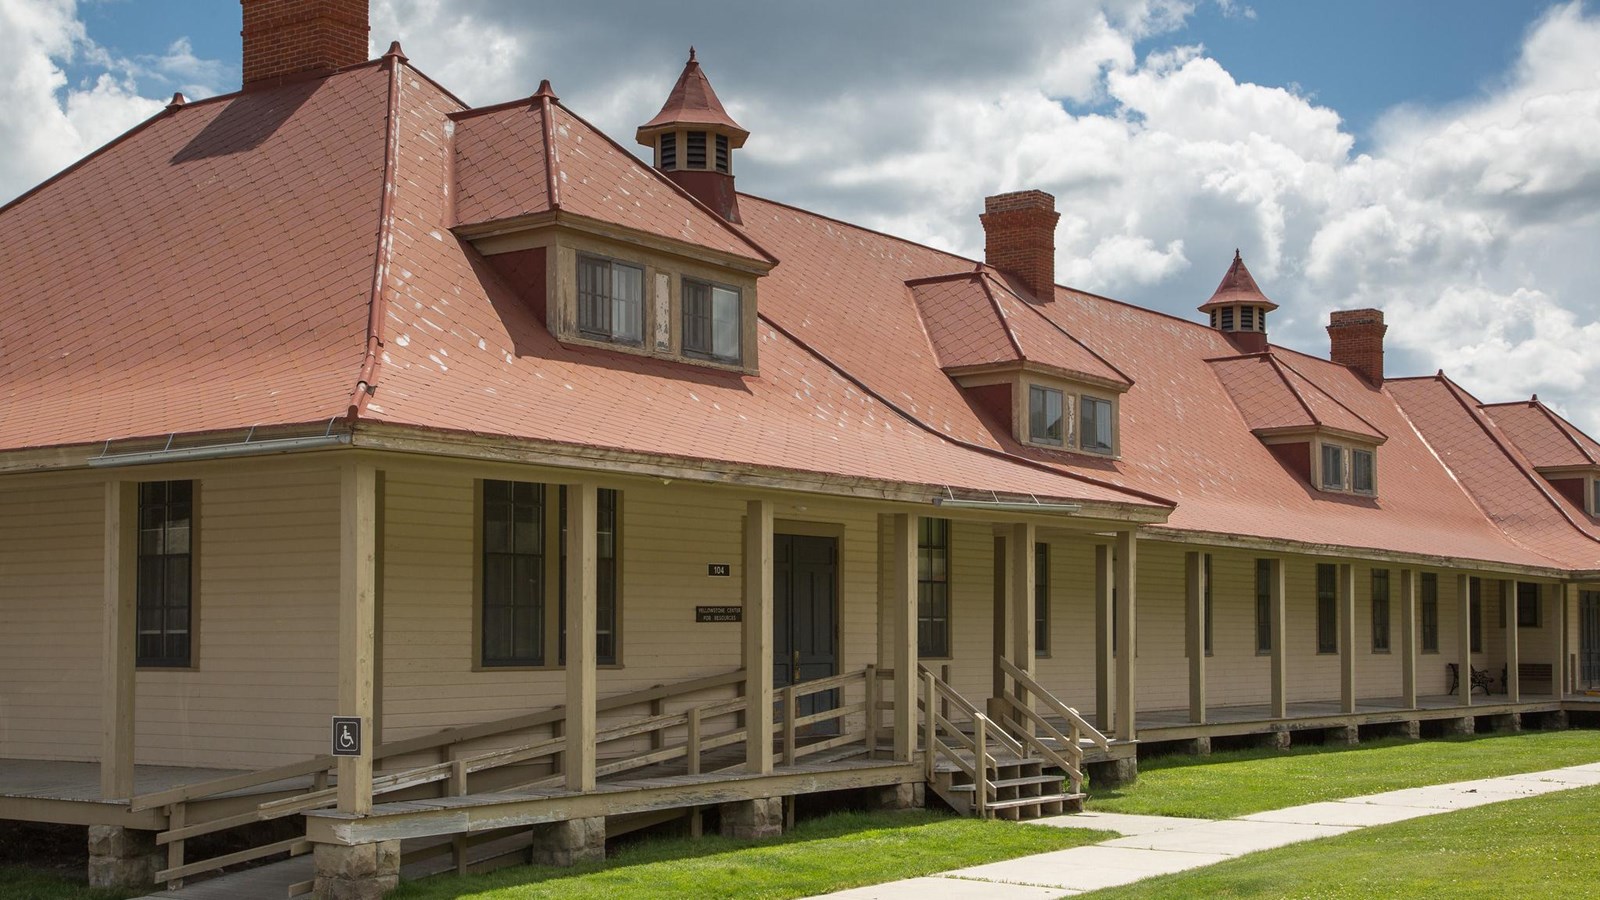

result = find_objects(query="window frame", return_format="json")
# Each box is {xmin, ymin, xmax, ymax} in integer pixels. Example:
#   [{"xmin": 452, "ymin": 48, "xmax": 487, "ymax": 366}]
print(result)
[
  {"xmin": 1316, "ymin": 563, "xmax": 1338, "ymax": 654},
  {"xmin": 681, "ymin": 276, "xmax": 744, "ymax": 365},
  {"xmin": 1027, "ymin": 384, "xmax": 1066, "ymax": 447},
  {"xmin": 136, "ymin": 479, "xmax": 197, "ymax": 669},
  {"xmin": 1420, "ymin": 572, "xmax": 1439, "ymax": 654},
  {"xmin": 1079, "ymin": 394, "xmax": 1116, "ymax": 455},
  {"xmin": 1371, "ymin": 569, "xmax": 1391, "ymax": 653},
  {"xmin": 576, "ymin": 252, "xmax": 645, "ymax": 346},
  {"xmin": 917, "ymin": 517, "xmax": 952, "ymax": 659},
  {"xmin": 477, "ymin": 480, "xmax": 624, "ymax": 670},
  {"xmin": 1351, "ymin": 448, "xmax": 1376, "ymax": 495},
  {"xmin": 1315, "ymin": 439, "xmax": 1379, "ymax": 496}
]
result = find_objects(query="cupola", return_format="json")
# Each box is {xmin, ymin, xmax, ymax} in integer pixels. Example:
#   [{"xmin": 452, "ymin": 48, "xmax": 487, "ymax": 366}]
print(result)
[
  {"xmin": 637, "ymin": 49, "xmax": 749, "ymax": 224},
  {"xmin": 1199, "ymin": 250, "xmax": 1278, "ymax": 353}
]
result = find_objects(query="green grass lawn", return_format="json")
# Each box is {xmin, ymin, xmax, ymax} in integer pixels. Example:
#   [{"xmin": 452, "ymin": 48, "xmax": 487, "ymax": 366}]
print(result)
[
  {"xmin": 389, "ymin": 809, "xmax": 1112, "ymax": 900},
  {"xmin": 0, "ymin": 866, "xmax": 140, "ymax": 900},
  {"xmin": 1090, "ymin": 730, "xmax": 1600, "ymax": 818},
  {"xmin": 1087, "ymin": 783, "xmax": 1600, "ymax": 898}
]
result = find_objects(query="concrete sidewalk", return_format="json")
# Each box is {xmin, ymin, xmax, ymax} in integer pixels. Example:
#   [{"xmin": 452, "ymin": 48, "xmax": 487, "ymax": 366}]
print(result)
[{"xmin": 810, "ymin": 762, "xmax": 1600, "ymax": 898}]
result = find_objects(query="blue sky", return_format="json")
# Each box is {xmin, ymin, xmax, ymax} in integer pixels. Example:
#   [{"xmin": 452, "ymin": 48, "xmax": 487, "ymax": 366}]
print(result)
[{"xmin": 7, "ymin": 0, "xmax": 1600, "ymax": 431}]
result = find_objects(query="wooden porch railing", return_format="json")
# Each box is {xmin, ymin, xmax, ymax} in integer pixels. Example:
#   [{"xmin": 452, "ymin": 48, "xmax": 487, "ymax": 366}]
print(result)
[{"xmin": 992, "ymin": 657, "xmax": 1111, "ymax": 794}]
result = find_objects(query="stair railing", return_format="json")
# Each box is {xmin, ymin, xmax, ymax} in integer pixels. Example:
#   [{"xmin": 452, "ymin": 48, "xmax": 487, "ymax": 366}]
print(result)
[{"xmin": 995, "ymin": 658, "xmax": 1111, "ymax": 794}]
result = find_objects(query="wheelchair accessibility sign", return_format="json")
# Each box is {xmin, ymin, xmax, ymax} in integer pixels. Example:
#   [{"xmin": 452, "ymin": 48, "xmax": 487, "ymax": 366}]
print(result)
[{"xmin": 332, "ymin": 716, "xmax": 363, "ymax": 757}]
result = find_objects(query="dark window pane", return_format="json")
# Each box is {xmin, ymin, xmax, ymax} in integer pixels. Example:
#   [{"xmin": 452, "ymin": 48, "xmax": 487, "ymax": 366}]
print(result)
[
  {"xmin": 1316, "ymin": 564, "xmax": 1338, "ymax": 654},
  {"xmin": 1255, "ymin": 559, "xmax": 1272, "ymax": 653},
  {"xmin": 136, "ymin": 480, "xmax": 194, "ymax": 667}
]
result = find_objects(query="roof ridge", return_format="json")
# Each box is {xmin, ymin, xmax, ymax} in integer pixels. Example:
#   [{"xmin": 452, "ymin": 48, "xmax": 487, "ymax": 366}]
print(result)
[
  {"xmin": 976, "ymin": 273, "xmax": 1027, "ymax": 361},
  {"xmin": 1530, "ymin": 399, "xmax": 1600, "ymax": 466},
  {"xmin": 346, "ymin": 46, "xmax": 407, "ymax": 419},
  {"xmin": 1433, "ymin": 374, "xmax": 1600, "ymax": 547},
  {"xmin": 1262, "ymin": 354, "xmax": 1322, "ymax": 428},
  {"xmin": 1273, "ymin": 354, "xmax": 1388, "ymax": 440},
  {"xmin": 986, "ymin": 272, "xmax": 1135, "ymax": 387},
  {"xmin": 548, "ymin": 100, "xmax": 776, "ymax": 265}
]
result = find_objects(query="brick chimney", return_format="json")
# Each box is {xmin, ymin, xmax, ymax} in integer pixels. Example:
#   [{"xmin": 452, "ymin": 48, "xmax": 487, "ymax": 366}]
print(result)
[
  {"xmin": 241, "ymin": 0, "xmax": 370, "ymax": 87},
  {"xmin": 980, "ymin": 190, "xmax": 1060, "ymax": 302},
  {"xmin": 1327, "ymin": 309, "xmax": 1387, "ymax": 386}
]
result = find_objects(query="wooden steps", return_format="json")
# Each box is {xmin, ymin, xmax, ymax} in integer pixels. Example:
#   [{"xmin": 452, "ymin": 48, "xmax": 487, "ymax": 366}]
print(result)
[{"xmin": 927, "ymin": 754, "xmax": 1082, "ymax": 821}]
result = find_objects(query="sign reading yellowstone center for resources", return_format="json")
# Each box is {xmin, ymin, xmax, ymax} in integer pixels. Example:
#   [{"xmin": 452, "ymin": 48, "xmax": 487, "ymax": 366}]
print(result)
[{"xmin": 696, "ymin": 606, "xmax": 742, "ymax": 623}]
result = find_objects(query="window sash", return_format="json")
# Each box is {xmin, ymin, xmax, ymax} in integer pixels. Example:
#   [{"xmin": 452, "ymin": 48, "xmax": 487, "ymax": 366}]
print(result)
[
  {"xmin": 1420, "ymin": 573, "xmax": 1439, "ymax": 653},
  {"xmin": 137, "ymin": 480, "xmax": 193, "ymax": 667},
  {"xmin": 1316, "ymin": 564, "xmax": 1338, "ymax": 653},
  {"xmin": 482, "ymin": 480, "xmax": 545, "ymax": 666},
  {"xmin": 1352, "ymin": 449, "xmax": 1375, "ymax": 494},
  {"xmin": 1255, "ymin": 559, "xmax": 1272, "ymax": 653},
  {"xmin": 1034, "ymin": 542, "xmax": 1049, "ymax": 657},
  {"xmin": 1321, "ymin": 443, "xmax": 1345, "ymax": 490},
  {"xmin": 1028, "ymin": 386, "xmax": 1064, "ymax": 445},
  {"xmin": 918, "ymin": 518, "xmax": 950, "ymax": 657},
  {"xmin": 1081, "ymin": 396, "xmax": 1113, "ymax": 453},
  {"xmin": 577, "ymin": 255, "xmax": 643, "ymax": 344},
  {"xmin": 683, "ymin": 279, "xmax": 741, "ymax": 362},
  {"xmin": 1371, "ymin": 570, "xmax": 1391, "ymax": 651}
]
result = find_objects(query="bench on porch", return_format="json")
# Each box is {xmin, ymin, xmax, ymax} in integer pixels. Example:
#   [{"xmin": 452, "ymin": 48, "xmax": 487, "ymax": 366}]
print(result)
[{"xmin": 1446, "ymin": 663, "xmax": 1494, "ymax": 696}]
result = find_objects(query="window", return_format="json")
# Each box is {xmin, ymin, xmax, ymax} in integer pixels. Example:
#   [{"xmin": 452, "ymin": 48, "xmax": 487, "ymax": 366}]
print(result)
[
  {"xmin": 715, "ymin": 134, "xmax": 730, "ymax": 173},
  {"xmin": 1203, "ymin": 553, "xmax": 1213, "ymax": 656},
  {"xmin": 1351, "ymin": 449, "xmax": 1375, "ymax": 494},
  {"xmin": 482, "ymin": 480, "xmax": 545, "ymax": 666},
  {"xmin": 1034, "ymin": 542, "xmax": 1049, "ymax": 657},
  {"xmin": 137, "ymin": 480, "xmax": 194, "ymax": 667},
  {"xmin": 1321, "ymin": 443, "xmax": 1345, "ymax": 490},
  {"xmin": 1028, "ymin": 385, "xmax": 1065, "ymax": 446},
  {"xmin": 1371, "ymin": 569, "xmax": 1391, "ymax": 652},
  {"xmin": 686, "ymin": 131, "xmax": 707, "ymax": 168},
  {"xmin": 1255, "ymin": 559, "xmax": 1273, "ymax": 653},
  {"xmin": 1420, "ymin": 573, "xmax": 1439, "ymax": 653},
  {"xmin": 1470, "ymin": 577, "xmax": 1483, "ymax": 652},
  {"xmin": 1517, "ymin": 582, "xmax": 1541, "ymax": 628},
  {"xmin": 1316, "ymin": 563, "xmax": 1337, "ymax": 654},
  {"xmin": 659, "ymin": 132, "xmax": 677, "ymax": 170},
  {"xmin": 918, "ymin": 518, "xmax": 950, "ymax": 657},
  {"xmin": 682, "ymin": 279, "xmax": 742, "ymax": 363},
  {"xmin": 1081, "ymin": 396, "xmax": 1114, "ymax": 454},
  {"xmin": 483, "ymin": 481, "xmax": 622, "ymax": 667},
  {"xmin": 577, "ymin": 254, "xmax": 643, "ymax": 344}
]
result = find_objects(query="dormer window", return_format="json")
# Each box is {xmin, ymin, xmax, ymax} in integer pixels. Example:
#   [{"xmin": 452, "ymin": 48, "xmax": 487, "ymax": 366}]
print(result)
[
  {"xmin": 577, "ymin": 253, "xmax": 644, "ymax": 345},
  {"xmin": 1028, "ymin": 385, "xmax": 1065, "ymax": 446},
  {"xmin": 682, "ymin": 278, "xmax": 742, "ymax": 363},
  {"xmin": 1317, "ymin": 439, "xmax": 1377, "ymax": 496},
  {"xmin": 1081, "ymin": 396, "xmax": 1114, "ymax": 454}
]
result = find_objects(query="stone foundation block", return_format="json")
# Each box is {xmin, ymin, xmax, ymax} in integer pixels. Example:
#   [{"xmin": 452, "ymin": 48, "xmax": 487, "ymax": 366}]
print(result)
[
  {"xmin": 1491, "ymin": 713, "xmax": 1522, "ymax": 734},
  {"xmin": 1086, "ymin": 756, "xmax": 1137, "ymax": 789},
  {"xmin": 1181, "ymin": 736, "xmax": 1212, "ymax": 756},
  {"xmin": 313, "ymin": 840, "xmax": 400, "ymax": 900},
  {"xmin": 530, "ymin": 816, "xmax": 606, "ymax": 867},
  {"xmin": 1253, "ymin": 730, "xmax": 1291, "ymax": 751},
  {"xmin": 872, "ymin": 782, "xmax": 925, "ymax": 810},
  {"xmin": 1442, "ymin": 715, "xmax": 1475, "ymax": 736},
  {"xmin": 1328, "ymin": 725, "xmax": 1360, "ymax": 746},
  {"xmin": 1394, "ymin": 720, "xmax": 1421, "ymax": 739},
  {"xmin": 87, "ymin": 826, "xmax": 161, "ymax": 890},
  {"xmin": 720, "ymin": 797, "xmax": 784, "ymax": 840},
  {"xmin": 1538, "ymin": 710, "xmax": 1569, "ymax": 731}
]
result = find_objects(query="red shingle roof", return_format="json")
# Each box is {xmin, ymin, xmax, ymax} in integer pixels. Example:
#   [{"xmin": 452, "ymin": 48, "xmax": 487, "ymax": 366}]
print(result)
[{"xmin": 1479, "ymin": 398, "xmax": 1600, "ymax": 470}]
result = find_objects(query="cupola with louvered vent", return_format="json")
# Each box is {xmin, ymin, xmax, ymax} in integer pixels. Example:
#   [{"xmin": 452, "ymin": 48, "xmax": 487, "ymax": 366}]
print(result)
[{"xmin": 637, "ymin": 48, "xmax": 749, "ymax": 224}]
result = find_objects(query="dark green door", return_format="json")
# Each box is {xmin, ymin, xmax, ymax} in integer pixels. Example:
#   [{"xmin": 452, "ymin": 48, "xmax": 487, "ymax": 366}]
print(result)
[{"xmin": 773, "ymin": 534, "xmax": 839, "ymax": 734}]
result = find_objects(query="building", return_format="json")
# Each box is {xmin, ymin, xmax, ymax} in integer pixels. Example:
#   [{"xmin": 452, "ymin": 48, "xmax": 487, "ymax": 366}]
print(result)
[{"xmin": 0, "ymin": 2, "xmax": 1596, "ymax": 897}]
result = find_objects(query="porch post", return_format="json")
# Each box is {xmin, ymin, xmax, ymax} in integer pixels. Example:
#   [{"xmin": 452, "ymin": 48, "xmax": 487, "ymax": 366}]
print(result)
[
  {"xmin": 1400, "ymin": 569, "xmax": 1417, "ymax": 709},
  {"xmin": 889, "ymin": 513, "xmax": 918, "ymax": 762},
  {"xmin": 101, "ymin": 481, "xmax": 138, "ymax": 800},
  {"xmin": 1457, "ymin": 574, "xmax": 1473, "ymax": 708},
  {"xmin": 1338, "ymin": 563, "xmax": 1356, "ymax": 714},
  {"xmin": 1504, "ymin": 581, "xmax": 1520, "ymax": 702},
  {"xmin": 1185, "ymin": 551, "xmax": 1206, "ymax": 724},
  {"xmin": 1269, "ymin": 558, "xmax": 1287, "ymax": 718},
  {"xmin": 744, "ymin": 500, "xmax": 774, "ymax": 774},
  {"xmin": 1009, "ymin": 522, "xmax": 1036, "ymax": 732},
  {"xmin": 1094, "ymin": 543, "xmax": 1114, "ymax": 732},
  {"xmin": 337, "ymin": 462, "xmax": 378, "ymax": 815},
  {"xmin": 565, "ymin": 482, "xmax": 598, "ymax": 792},
  {"xmin": 1114, "ymin": 529, "xmax": 1137, "ymax": 740}
]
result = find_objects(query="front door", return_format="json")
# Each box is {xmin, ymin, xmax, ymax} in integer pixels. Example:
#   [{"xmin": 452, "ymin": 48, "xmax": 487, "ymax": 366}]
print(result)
[
  {"xmin": 773, "ymin": 533, "xmax": 839, "ymax": 734},
  {"xmin": 1581, "ymin": 592, "xmax": 1600, "ymax": 688}
]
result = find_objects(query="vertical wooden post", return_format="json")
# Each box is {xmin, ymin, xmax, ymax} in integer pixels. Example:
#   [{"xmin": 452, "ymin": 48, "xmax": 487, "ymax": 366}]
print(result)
[
  {"xmin": 922, "ymin": 670, "xmax": 936, "ymax": 780},
  {"xmin": 863, "ymin": 664, "xmax": 878, "ymax": 756},
  {"xmin": 101, "ymin": 480, "xmax": 137, "ymax": 800},
  {"xmin": 1185, "ymin": 551, "xmax": 1206, "ymax": 724},
  {"xmin": 687, "ymin": 707, "xmax": 702, "ymax": 776},
  {"xmin": 1009, "ymin": 522, "xmax": 1036, "ymax": 732},
  {"xmin": 1094, "ymin": 543, "xmax": 1114, "ymax": 732},
  {"xmin": 888, "ymin": 513, "xmax": 918, "ymax": 762},
  {"xmin": 1457, "ymin": 574, "xmax": 1473, "ymax": 708},
  {"xmin": 165, "ymin": 804, "xmax": 186, "ymax": 889},
  {"xmin": 1400, "ymin": 569, "xmax": 1417, "ymax": 709},
  {"xmin": 565, "ymin": 481, "xmax": 599, "ymax": 793},
  {"xmin": 337, "ymin": 462, "xmax": 378, "ymax": 815},
  {"xmin": 1269, "ymin": 558, "xmax": 1288, "ymax": 718},
  {"xmin": 781, "ymin": 685, "xmax": 798, "ymax": 766},
  {"xmin": 1504, "ymin": 581, "xmax": 1520, "ymax": 703},
  {"xmin": 1338, "ymin": 563, "xmax": 1356, "ymax": 714},
  {"xmin": 1114, "ymin": 530, "xmax": 1137, "ymax": 741},
  {"xmin": 744, "ymin": 499, "xmax": 775, "ymax": 774}
]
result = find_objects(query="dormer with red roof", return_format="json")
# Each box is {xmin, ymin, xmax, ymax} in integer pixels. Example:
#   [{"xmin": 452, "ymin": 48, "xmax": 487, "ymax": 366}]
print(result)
[
  {"xmin": 1481, "ymin": 396, "xmax": 1600, "ymax": 517},
  {"xmin": 1199, "ymin": 250, "xmax": 1278, "ymax": 353},
  {"xmin": 637, "ymin": 49, "xmax": 749, "ymax": 225}
]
